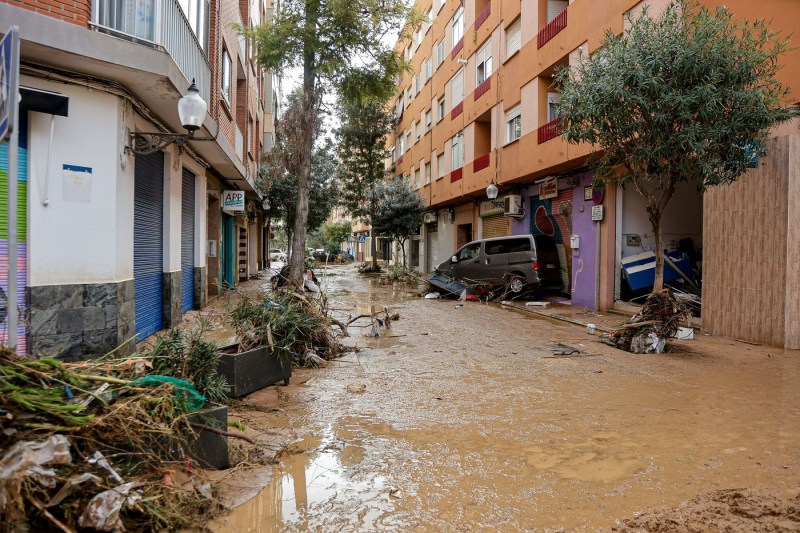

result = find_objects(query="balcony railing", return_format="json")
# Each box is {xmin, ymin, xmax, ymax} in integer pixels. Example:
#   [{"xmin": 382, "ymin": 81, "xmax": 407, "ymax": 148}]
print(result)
[
  {"xmin": 472, "ymin": 153, "xmax": 490, "ymax": 172},
  {"xmin": 537, "ymin": 8, "xmax": 568, "ymax": 49},
  {"xmin": 474, "ymin": 77, "xmax": 491, "ymax": 101},
  {"xmin": 451, "ymin": 101, "xmax": 464, "ymax": 119},
  {"xmin": 537, "ymin": 117, "xmax": 562, "ymax": 144},
  {"xmin": 451, "ymin": 37, "xmax": 464, "ymax": 59},
  {"xmin": 450, "ymin": 167, "xmax": 463, "ymax": 182},
  {"xmin": 475, "ymin": 2, "xmax": 491, "ymax": 30},
  {"xmin": 93, "ymin": 0, "xmax": 211, "ymax": 103}
]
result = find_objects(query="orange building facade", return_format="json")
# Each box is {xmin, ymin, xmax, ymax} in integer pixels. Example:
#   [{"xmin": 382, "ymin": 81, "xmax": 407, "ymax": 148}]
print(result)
[{"xmin": 388, "ymin": 0, "xmax": 800, "ymax": 347}]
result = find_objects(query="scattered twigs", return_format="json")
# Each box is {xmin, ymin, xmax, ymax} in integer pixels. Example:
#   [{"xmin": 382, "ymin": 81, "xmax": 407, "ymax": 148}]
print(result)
[{"xmin": 189, "ymin": 422, "xmax": 255, "ymax": 444}]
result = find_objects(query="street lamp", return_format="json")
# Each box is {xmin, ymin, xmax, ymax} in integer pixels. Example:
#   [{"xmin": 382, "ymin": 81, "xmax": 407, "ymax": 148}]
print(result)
[
  {"xmin": 129, "ymin": 79, "xmax": 214, "ymax": 155},
  {"xmin": 486, "ymin": 180, "xmax": 498, "ymax": 199}
]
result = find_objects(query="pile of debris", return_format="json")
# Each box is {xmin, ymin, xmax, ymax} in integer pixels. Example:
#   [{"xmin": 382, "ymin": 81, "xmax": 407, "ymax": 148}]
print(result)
[
  {"xmin": 602, "ymin": 289, "xmax": 693, "ymax": 354},
  {"xmin": 0, "ymin": 347, "xmax": 220, "ymax": 532}
]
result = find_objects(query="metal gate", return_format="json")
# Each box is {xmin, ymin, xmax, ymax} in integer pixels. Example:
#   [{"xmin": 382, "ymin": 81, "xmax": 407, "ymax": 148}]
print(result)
[
  {"xmin": 0, "ymin": 115, "xmax": 29, "ymax": 354},
  {"xmin": 482, "ymin": 214, "xmax": 507, "ymax": 239},
  {"xmin": 425, "ymin": 222, "xmax": 438, "ymax": 272},
  {"xmin": 181, "ymin": 169, "xmax": 195, "ymax": 313},
  {"xmin": 134, "ymin": 152, "xmax": 164, "ymax": 340}
]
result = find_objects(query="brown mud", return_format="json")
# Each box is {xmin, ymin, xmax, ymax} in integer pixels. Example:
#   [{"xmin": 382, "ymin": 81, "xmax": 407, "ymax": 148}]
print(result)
[{"xmin": 206, "ymin": 265, "xmax": 800, "ymax": 532}]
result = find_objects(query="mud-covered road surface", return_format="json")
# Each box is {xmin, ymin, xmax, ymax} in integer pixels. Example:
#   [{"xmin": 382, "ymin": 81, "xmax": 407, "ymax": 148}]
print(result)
[{"xmin": 209, "ymin": 265, "xmax": 800, "ymax": 532}]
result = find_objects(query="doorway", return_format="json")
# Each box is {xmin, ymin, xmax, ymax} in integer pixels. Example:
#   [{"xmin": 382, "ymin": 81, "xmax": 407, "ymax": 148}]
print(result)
[{"xmin": 457, "ymin": 223, "xmax": 473, "ymax": 249}]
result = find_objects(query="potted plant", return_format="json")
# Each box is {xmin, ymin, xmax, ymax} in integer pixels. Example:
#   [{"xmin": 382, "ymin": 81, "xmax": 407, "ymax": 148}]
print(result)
[{"xmin": 218, "ymin": 294, "xmax": 296, "ymax": 397}]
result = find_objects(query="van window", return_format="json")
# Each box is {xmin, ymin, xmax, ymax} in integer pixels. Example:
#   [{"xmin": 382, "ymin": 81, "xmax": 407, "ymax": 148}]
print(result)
[
  {"xmin": 458, "ymin": 243, "xmax": 480, "ymax": 261},
  {"xmin": 485, "ymin": 237, "xmax": 531, "ymax": 255}
]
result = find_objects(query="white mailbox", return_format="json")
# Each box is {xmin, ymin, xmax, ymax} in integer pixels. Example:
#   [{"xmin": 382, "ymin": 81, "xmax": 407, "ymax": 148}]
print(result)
[{"xmin": 570, "ymin": 234, "xmax": 580, "ymax": 249}]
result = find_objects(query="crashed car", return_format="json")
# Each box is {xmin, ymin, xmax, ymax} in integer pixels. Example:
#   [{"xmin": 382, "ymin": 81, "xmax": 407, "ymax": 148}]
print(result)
[{"xmin": 435, "ymin": 235, "xmax": 563, "ymax": 294}]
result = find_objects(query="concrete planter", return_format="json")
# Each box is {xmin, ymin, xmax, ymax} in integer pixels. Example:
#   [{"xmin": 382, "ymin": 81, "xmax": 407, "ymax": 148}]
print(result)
[
  {"xmin": 186, "ymin": 404, "xmax": 229, "ymax": 470},
  {"xmin": 217, "ymin": 344, "xmax": 291, "ymax": 398}
]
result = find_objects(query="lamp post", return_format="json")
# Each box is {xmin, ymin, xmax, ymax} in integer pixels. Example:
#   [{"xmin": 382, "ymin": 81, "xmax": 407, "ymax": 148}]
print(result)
[
  {"xmin": 486, "ymin": 180, "xmax": 498, "ymax": 200},
  {"xmin": 129, "ymin": 79, "xmax": 214, "ymax": 155}
]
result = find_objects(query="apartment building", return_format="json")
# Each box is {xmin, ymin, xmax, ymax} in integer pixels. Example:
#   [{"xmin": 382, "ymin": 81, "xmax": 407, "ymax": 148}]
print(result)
[
  {"xmin": 0, "ymin": 0, "xmax": 280, "ymax": 358},
  {"xmin": 390, "ymin": 0, "xmax": 800, "ymax": 347}
]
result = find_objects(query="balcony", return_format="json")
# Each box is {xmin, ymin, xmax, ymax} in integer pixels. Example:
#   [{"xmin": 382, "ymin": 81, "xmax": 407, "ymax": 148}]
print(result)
[
  {"xmin": 451, "ymin": 37, "xmax": 464, "ymax": 59},
  {"xmin": 472, "ymin": 153, "xmax": 491, "ymax": 172},
  {"xmin": 451, "ymin": 101, "xmax": 464, "ymax": 119},
  {"xmin": 474, "ymin": 77, "xmax": 491, "ymax": 101},
  {"xmin": 474, "ymin": 2, "xmax": 491, "ymax": 30},
  {"xmin": 93, "ymin": 0, "xmax": 211, "ymax": 103},
  {"xmin": 537, "ymin": 8, "xmax": 568, "ymax": 49},
  {"xmin": 537, "ymin": 118, "xmax": 562, "ymax": 144},
  {"xmin": 451, "ymin": 167, "xmax": 463, "ymax": 182}
]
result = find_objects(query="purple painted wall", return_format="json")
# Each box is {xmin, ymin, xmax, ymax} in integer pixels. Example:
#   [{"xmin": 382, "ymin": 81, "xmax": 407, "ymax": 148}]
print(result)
[
  {"xmin": 510, "ymin": 172, "xmax": 597, "ymax": 308},
  {"xmin": 570, "ymin": 172, "xmax": 597, "ymax": 309}
]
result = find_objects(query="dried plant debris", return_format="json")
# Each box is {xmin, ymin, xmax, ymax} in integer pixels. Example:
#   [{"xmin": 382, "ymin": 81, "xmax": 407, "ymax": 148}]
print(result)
[
  {"xmin": 602, "ymin": 289, "xmax": 693, "ymax": 354},
  {"xmin": 0, "ymin": 347, "xmax": 221, "ymax": 532}
]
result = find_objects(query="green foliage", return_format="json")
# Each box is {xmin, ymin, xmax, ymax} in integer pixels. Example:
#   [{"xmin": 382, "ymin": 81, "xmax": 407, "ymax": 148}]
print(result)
[
  {"xmin": 323, "ymin": 221, "xmax": 352, "ymax": 253},
  {"xmin": 387, "ymin": 263, "xmax": 418, "ymax": 284},
  {"xmin": 556, "ymin": 0, "xmax": 796, "ymax": 290},
  {"xmin": 371, "ymin": 177, "xmax": 425, "ymax": 267},
  {"xmin": 148, "ymin": 320, "xmax": 227, "ymax": 403},
  {"xmin": 230, "ymin": 292, "xmax": 325, "ymax": 364}
]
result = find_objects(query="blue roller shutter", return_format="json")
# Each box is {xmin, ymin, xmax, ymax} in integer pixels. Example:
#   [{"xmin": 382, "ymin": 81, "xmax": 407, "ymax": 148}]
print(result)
[
  {"xmin": 181, "ymin": 169, "xmax": 195, "ymax": 313},
  {"xmin": 134, "ymin": 152, "xmax": 164, "ymax": 340}
]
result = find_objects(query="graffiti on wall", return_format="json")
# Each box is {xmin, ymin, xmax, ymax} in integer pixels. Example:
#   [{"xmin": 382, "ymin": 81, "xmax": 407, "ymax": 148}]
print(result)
[{"xmin": 530, "ymin": 189, "xmax": 573, "ymax": 292}]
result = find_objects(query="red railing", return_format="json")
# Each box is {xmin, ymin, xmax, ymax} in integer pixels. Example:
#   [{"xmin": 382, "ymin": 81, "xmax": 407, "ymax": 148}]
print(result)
[
  {"xmin": 537, "ymin": 118, "xmax": 562, "ymax": 144},
  {"xmin": 396, "ymin": 154, "xmax": 403, "ymax": 166},
  {"xmin": 450, "ymin": 167, "xmax": 463, "ymax": 182},
  {"xmin": 451, "ymin": 101, "xmax": 464, "ymax": 119},
  {"xmin": 475, "ymin": 2, "xmax": 491, "ymax": 30},
  {"xmin": 474, "ymin": 77, "xmax": 491, "ymax": 101},
  {"xmin": 537, "ymin": 8, "xmax": 568, "ymax": 49},
  {"xmin": 451, "ymin": 37, "xmax": 464, "ymax": 59},
  {"xmin": 472, "ymin": 153, "xmax": 490, "ymax": 172}
]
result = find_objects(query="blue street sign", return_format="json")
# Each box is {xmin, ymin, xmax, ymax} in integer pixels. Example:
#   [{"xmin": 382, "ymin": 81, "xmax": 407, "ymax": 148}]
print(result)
[{"xmin": 0, "ymin": 27, "xmax": 19, "ymax": 143}]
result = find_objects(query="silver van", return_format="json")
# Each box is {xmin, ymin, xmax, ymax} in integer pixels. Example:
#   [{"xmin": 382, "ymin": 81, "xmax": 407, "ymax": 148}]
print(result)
[{"xmin": 436, "ymin": 235, "xmax": 562, "ymax": 293}]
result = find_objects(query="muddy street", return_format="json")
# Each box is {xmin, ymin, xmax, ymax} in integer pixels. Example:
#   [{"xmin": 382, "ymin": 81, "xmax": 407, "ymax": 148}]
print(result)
[{"xmin": 210, "ymin": 265, "xmax": 800, "ymax": 532}]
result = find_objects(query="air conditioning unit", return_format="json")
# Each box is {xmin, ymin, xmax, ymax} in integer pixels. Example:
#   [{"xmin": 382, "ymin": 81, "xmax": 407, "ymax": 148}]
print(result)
[{"xmin": 503, "ymin": 194, "xmax": 524, "ymax": 217}]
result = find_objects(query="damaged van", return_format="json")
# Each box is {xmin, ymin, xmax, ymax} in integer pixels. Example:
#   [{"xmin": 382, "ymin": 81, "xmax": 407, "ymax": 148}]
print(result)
[{"xmin": 436, "ymin": 235, "xmax": 562, "ymax": 294}]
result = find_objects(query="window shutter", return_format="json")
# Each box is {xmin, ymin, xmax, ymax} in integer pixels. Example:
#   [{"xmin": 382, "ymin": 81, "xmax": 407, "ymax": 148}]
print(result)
[
  {"xmin": 506, "ymin": 18, "xmax": 521, "ymax": 58},
  {"xmin": 452, "ymin": 70, "xmax": 464, "ymax": 104}
]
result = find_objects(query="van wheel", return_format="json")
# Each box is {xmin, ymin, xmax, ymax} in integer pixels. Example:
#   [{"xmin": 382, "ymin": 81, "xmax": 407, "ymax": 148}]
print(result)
[{"xmin": 506, "ymin": 275, "xmax": 526, "ymax": 294}]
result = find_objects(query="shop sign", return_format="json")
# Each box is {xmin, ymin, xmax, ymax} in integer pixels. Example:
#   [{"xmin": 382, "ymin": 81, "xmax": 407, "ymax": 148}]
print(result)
[
  {"xmin": 539, "ymin": 179, "xmax": 558, "ymax": 199},
  {"xmin": 222, "ymin": 190, "xmax": 245, "ymax": 214},
  {"xmin": 479, "ymin": 199, "xmax": 504, "ymax": 217}
]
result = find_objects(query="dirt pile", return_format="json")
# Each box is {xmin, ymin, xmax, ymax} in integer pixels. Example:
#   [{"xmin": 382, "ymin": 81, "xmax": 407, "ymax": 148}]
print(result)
[{"xmin": 613, "ymin": 488, "xmax": 800, "ymax": 532}]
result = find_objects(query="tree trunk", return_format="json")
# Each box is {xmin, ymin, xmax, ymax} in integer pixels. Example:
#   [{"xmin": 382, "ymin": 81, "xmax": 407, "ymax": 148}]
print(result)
[
  {"xmin": 287, "ymin": 0, "xmax": 319, "ymax": 286},
  {"xmin": 265, "ymin": 218, "xmax": 271, "ymax": 268},
  {"xmin": 648, "ymin": 206, "xmax": 665, "ymax": 292},
  {"xmin": 370, "ymin": 190, "xmax": 378, "ymax": 269},
  {"xmin": 399, "ymin": 239, "xmax": 407, "ymax": 268}
]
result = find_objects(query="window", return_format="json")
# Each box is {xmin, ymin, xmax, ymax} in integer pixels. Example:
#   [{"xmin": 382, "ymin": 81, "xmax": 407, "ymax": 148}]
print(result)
[
  {"xmin": 417, "ymin": 27, "xmax": 424, "ymax": 48},
  {"xmin": 415, "ymin": 73, "xmax": 421, "ymax": 94},
  {"xmin": 452, "ymin": 132, "xmax": 464, "ymax": 170},
  {"xmin": 476, "ymin": 39, "xmax": 492, "ymax": 84},
  {"xmin": 391, "ymin": 144, "xmax": 396, "ymax": 162},
  {"xmin": 425, "ymin": 109, "xmax": 432, "ymax": 131},
  {"xmin": 452, "ymin": 6, "xmax": 464, "ymax": 47},
  {"xmin": 486, "ymin": 237, "xmax": 531, "ymax": 255},
  {"xmin": 408, "ymin": 44, "xmax": 414, "ymax": 60},
  {"xmin": 506, "ymin": 105, "xmax": 521, "ymax": 143},
  {"xmin": 405, "ymin": 131, "xmax": 412, "ymax": 150},
  {"xmin": 437, "ymin": 97, "xmax": 446, "ymax": 121},
  {"xmin": 399, "ymin": 135, "xmax": 405, "ymax": 155},
  {"xmin": 452, "ymin": 69, "xmax": 464, "ymax": 105},
  {"xmin": 178, "ymin": 0, "xmax": 208, "ymax": 50},
  {"xmin": 548, "ymin": 92, "xmax": 561, "ymax": 122},
  {"xmin": 437, "ymin": 153, "xmax": 445, "ymax": 179},
  {"xmin": 406, "ymin": 87, "xmax": 413, "ymax": 106},
  {"xmin": 458, "ymin": 243, "xmax": 480, "ymax": 261},
  {"xmin": 415, "ymin": 167, "xmax": 421, "ymax": 188},
  {"xmin": 436, "ymin": 41, "xmax": 445, "ymax": 67},
  {"xmin": 221, "ymin": 47, "xmax": 232, "ymax": 104},
  {"xmin": 425, "ymin": 58, "xmax": 432, "ymax": 82},
  {"xmin": 424, "ymin": 10, "xmax": 432, "ymax": 33},
  {"xmin": 434, "ymin": 0, "xmax": 444, "ymax": 14},
  {"xmin": 425, "ymin": 162, "xmax": 431, "ymax": 184},
  {"xmin": 415, "ymin": 120, "xmax": 422, "ymax": 141},
  {"xmin": 506, "ymin": 18, "xmax": 521, "ymax": 58}
]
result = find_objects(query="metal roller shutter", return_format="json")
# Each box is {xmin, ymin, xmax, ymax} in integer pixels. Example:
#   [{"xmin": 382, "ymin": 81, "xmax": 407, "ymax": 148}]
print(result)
[
  {"xmin": 181, "ymin": 169, "xmax": 195, "ymax": 313},
  {"xmin": 482, "ymin": 214, "xmax": 507, "ymax": 239},
  {"xmin": 134, "ymin": 152, "xmax": 164, "ymax": 340}
]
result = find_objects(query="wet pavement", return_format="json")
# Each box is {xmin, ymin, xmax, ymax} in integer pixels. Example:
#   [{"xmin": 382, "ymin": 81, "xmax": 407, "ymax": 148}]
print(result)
[{"xmin": 209, "ymin": 265, "xmax": 800, "ymax": 532}]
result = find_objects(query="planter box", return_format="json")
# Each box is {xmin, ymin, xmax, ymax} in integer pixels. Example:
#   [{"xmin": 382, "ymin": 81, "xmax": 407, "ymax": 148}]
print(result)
[
  {"xmin": 217, "ymin": 345, "xmax": 291, "ymax": 398},
  {"xmin": 187, "ymin": 404, "xmax": 229, "ymax": 470}
]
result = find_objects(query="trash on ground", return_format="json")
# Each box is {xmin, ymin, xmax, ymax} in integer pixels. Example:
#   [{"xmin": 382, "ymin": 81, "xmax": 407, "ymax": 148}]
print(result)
[
  {"xmin": 602, "ymin": 289, "xmax": 692, "ymax": 354},
  {"xmin": 427, "ymin": 273, "xmax": 467, "ymax": 297},
  {"xmin": 424, "ymin": 292, "xmax": 441, "ymax": 299},
  {"xmin": 346, "ymin": 384, "xmax": 367, "ymax": 394},
  {"xmin": 526, "ymin": 301, "xmax": 551, "ymax": 308}
]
